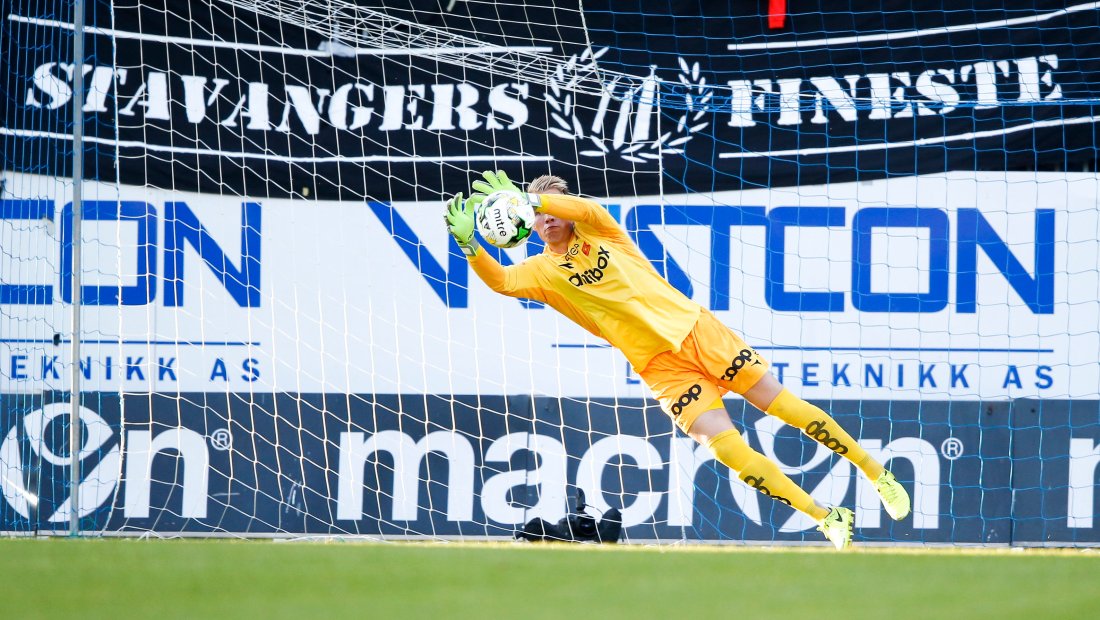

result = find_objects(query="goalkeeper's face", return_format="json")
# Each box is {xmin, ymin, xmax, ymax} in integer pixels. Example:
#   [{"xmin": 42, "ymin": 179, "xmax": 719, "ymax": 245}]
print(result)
[{"xmin": 533, "ymin": 189, "xmax": 574, "ymax": 248}]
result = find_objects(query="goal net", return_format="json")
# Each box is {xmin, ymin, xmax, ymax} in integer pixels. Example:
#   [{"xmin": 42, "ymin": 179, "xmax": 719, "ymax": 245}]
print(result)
[{"xmin": 3, "ymin": 0, "xmax": 1100, "ymax": 545}]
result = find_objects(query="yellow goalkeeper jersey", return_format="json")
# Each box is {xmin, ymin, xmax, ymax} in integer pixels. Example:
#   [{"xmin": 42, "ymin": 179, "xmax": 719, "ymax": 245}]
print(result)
[{"xmin": 469, "ymin": 194, "xmax": 701, "ymax": 370}]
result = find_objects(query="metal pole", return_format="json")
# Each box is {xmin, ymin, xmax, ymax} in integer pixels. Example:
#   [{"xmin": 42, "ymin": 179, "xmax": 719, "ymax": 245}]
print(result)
[{"xmin": 70, "ymin": 0, "xmax": 86, "ymax": 537}]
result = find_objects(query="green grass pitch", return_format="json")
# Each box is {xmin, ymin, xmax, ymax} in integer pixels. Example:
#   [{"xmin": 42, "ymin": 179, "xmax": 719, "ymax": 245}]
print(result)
[{"xmin": 3, "ymin": 538, "xmax": 1098, "ymax": 619}]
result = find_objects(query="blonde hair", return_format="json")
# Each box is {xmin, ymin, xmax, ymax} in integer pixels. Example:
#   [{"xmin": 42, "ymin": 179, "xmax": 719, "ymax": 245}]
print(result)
[{"xmin": 527, "ymin": 174, "xmax": 570, "ymax": 194}]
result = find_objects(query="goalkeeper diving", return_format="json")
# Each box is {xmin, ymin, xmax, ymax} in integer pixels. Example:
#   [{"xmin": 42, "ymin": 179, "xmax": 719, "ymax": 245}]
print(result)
[{"xmin": 445, "ymin": 171, "xmax": 911, "ymax": 549}]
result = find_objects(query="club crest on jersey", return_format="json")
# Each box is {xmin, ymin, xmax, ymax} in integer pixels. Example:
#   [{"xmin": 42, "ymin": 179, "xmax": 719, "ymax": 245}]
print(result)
[
  {"xmin": 566, "ymin": 246, "xmax": 611, "ymax": 287},
  {"xmin": 558, "ymin": 243, "xmax": 582, "ymax": 270}
]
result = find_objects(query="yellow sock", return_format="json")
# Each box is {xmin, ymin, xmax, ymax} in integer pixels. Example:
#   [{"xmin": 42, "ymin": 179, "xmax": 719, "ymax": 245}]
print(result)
[
  {"xmin": 707, "ymin": 428, "xmax": 829, "ymax": 522},
  {"xmin": 765, "ymin": 389, "xmax": 885, "ymax": 480}
]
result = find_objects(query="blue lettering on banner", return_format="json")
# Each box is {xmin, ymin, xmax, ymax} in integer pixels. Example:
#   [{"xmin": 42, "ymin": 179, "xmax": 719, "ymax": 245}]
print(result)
[
  {"xmin": 920, "ymin": 364, "xmax": 938, "ymax": 388},
  {"xmin": 10, "ymin": 355, "xmax": 27, "ymax": 379},
  {"xmin": 951, "ymin": 365, "xmax": 971, "ymax": 388},
  {"xmin": 369, "ymin": 201, "xmax": 545, "ymax": 309},
  {"xmin": 852, "ymin": 207, "xmax": 949, "ymax": 312},
  {"xmin": 41, "ymin": 356, "xmax": 59, "ymax": 380},
  {"xmin": 957, "ymin": 209, "xmax": 1054, "ymax": 314},
  {"xmin": 1, "ymin": 200, "xmax": 1054, "ymax": 316},
  {"xmin": 0, "ymin": 199, "xmax": 262, "ymax": 308},
  {"xmin": 158, "ymin": 358, "xmax": 177, "ymax": 381},
  {"xmin": 210, "ymin": 358, "xmax": 228, "ymax": 381},
  {"xmin": 241, "ymin": 358, "xmax": 261, "ymax": 382},
  {"xmin": 759, "ymin": 358, "xmax": 1042, "ymax": 391},
  {"xmin": 163, "ymin": 201, "xmax": 262, "ymax": 308},
  {"xmin": 772, "ymin": 362, "xmax": 789, "ymax": 383},
  {"xmin": 125, "ymin": 357, "xmax": 145, "ymax": 381},
  {"xmin": 832, "ymin": 363, "xmax": 851, "ymax": 387},
  {"xmin": 0, "ymin": 200, "xmax": 53, "ymax": 304},
  {"xmin": 1036, "ymin": 365, "xmax": 1054, "ymax": 389},
  {"xmin": 626, "ymin": 204, "xmax": 768, "ymax": 310},
  {"xmin": 618, "ymin": 205, "xmax": 1053, "ymax": 314},
  {"xmin": 802, "ymin": 362, "xmax": 819, "ymax": 386},
  {"xmin": 766, "ymin": 206, "xmax": 846, "ymax": 312},
  {"xmin": 0, "ymin": 353, "xmax": 261, "ymax": 385},
  {"xmin": 866, "ymin": 364, "xmax": 884, "ymax": 387},
  {"xmin": 61, "ymin": 201, "xmax": 157, "ymax": 305}
]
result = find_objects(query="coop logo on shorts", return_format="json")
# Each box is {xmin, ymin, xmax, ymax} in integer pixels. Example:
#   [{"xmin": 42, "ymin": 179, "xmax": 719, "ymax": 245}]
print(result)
[
  {"xmin": 670, "ymin": 384, "xmax": 703, "ymax": 417},
  {"xmin": 0, "ymin": 403, "xmax": 120, "ymax": 521},
  {"xmin": 721, "ymin": 348, "xmax": 761, "ymax": 382},
  {"xmin": 546, "ymin": 48, "xmax": 710, "ymax": 163}
]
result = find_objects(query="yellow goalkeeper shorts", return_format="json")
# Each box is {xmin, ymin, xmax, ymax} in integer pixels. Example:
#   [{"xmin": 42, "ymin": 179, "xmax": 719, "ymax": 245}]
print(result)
[{"xmin": 637, "ymin": 310, "xmax": 770, "ymax": 434}]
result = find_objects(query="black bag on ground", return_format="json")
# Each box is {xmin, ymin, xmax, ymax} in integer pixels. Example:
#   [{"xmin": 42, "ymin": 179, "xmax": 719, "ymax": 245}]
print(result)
[{"xmin": 514, "ymin": 489, "xmax": 622, "ymax": 543}]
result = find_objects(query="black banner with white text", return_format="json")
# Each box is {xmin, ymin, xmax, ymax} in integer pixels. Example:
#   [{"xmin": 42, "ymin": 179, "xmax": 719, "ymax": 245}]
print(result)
[{"xmin": 2, "ymin": 0, "xmax": 1099, "ymax": 201}]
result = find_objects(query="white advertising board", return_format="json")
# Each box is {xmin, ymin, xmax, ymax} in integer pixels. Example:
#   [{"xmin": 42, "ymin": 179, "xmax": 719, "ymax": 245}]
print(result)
[{"xmin": 1, "ymin": 171, "xmax": 1096, "ymax": 400}]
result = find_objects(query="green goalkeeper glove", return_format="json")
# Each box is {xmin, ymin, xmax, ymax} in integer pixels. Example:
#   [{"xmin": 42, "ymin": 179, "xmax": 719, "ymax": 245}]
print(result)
[
  {"xmin": 470, "ymin": 170, "xmax": 542, "ymax": 212},
  {"xmin": 471, "ymin": 170, "xmax": 522, "ymax": 197},
  {"xmin": 465, "ymin": 191, "xmax": 487, "ymax": 212},
  {"xmin": 444, "ymin": 192, "xmax": 480, "ymax": 257}
]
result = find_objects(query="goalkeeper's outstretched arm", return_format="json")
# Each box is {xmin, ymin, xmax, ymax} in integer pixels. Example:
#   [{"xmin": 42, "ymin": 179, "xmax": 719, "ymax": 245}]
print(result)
[
  {"xmin": 533, "ymin": 193, "xmax": 621, "ymax": 238},
  {"xmin": 444, "ymin": 192, "xmax": 544, "ymax": 299},
  {"xmin": 470, "ymin": 170, "xmax": 621, "ymax": 238}
]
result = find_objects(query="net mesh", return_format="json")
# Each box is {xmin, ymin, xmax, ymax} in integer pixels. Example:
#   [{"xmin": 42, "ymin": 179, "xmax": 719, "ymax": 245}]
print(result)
[{"xmin": 1, "ymin": 0, "xmax": 1099, "ymax": 545}]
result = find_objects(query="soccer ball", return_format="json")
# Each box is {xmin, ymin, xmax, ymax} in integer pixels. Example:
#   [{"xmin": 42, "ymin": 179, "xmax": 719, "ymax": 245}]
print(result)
[{"xmin": 475, "ymin": 191, "xmax": 535, "ymax": 248}]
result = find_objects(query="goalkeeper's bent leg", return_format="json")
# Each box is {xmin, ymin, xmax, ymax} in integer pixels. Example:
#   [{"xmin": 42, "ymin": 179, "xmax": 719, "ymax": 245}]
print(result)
[
  {"xmin": 706, "ymin": 427, "xmax": 830, "ymax": 522},
  {"xmin": 765, "ymin": 388, "xmax": 885, "ymax": 481}
]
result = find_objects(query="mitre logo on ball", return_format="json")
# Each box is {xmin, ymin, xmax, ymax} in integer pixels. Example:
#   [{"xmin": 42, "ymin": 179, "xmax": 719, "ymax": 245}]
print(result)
[{"xmin": 475, "ymin": 191, "xmax": 536, "ymax": 248}]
